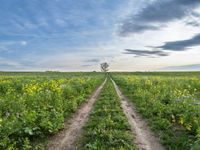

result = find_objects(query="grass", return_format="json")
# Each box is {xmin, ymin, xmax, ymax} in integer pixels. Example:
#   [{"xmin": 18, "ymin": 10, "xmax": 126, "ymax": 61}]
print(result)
[
  {"xmin": 0, "ymin": 73, "xmax": 104, "ymax": 149},
  {"xmin": 113, "ymin": 74, "xmax": 200, "ymax": 150},
  {"xmin": 78, "ymin": 78, "xmax": 137, "ymax": 150}
]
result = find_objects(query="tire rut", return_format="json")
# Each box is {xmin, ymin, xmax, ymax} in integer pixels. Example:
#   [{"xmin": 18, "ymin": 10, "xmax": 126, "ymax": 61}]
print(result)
[
  {"xmin": 111, "ymin": 78, "xmax": 165, "ymax": 150},
  {"xmin": 46, "ymin": 78, "xmax": 107, "ymax": 150}
]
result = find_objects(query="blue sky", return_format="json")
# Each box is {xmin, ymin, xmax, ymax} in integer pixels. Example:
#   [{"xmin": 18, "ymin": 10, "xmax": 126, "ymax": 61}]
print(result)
[{"xmin": 1, "ymin": 0, "xmax": 200, "ymax": 71}]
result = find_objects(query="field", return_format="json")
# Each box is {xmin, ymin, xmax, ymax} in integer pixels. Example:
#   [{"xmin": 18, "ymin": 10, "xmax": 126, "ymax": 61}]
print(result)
[
  {"xmin": 0, "ymin": 72, "xmax": 104, "ymax": 149},
  {"xmin": 112, "ymin": 72, "xmax": 200, "ymax": 149},
  {"xmin": 78, "ymin": 79, "xmax": 136, "ymax": 149},
  {"xmin": 0, "ymin": 72, "xmax": 200, "ymax": 150}
]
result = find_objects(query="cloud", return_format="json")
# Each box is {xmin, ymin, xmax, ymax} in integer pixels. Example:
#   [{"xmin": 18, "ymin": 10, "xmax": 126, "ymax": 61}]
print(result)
[
  {"xmin": 160, "ymin": 64, "xmax": 200, "ymax": 71},
  {"xmin": 184, "ymin": 11, "xmax": 200, "ymax": 27},
  {"xmin": 119, "ymin": 23, "xmax": 160, "ymax": 35},
  {"xmin": 84, "ymin": 58, "xmax": 101, "ymax": 63},
  {"xmin": 81, "ymin": 64, "xmax": 95, "ymax": 67},
  {"xmin": 21, "ymin": 41, "xmax": 27, "ymax": 46},
  {"xmin": 118, "ymin": 0, "xmax": 200, "ymax": 36},
  {"xmin": 186, "ymin": 21, "xmax": 200, "ymax": 27},
  {"xmin": 156, "ymin": 33, "xmax": 200, "ymax": 51},
  {"xmin": 0, "ymin": 40, "xmax": 27, "ymax": 52},
  {"xmin": 123, "ymin": 49, "xmax": 169, "ymax": 57},
  {"xmin": 82, "ymin": 58, "xmax": 101, "ymax": 67},
  {"xmin": 0, "ymin": 57, "xmax": 23, "ymax": 70}
]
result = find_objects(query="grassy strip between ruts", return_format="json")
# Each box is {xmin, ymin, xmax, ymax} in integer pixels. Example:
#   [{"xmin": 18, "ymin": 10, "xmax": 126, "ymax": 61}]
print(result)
[{"xmin": 77, "ymin": 78, "xmax": 137, "ymax": 150}]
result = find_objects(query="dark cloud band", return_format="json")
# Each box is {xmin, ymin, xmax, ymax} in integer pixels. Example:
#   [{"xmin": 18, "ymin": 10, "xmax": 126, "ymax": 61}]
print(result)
[
  {"xmin": 118, "ymin": 0, "xmax": 200, "ymax": 36},
  {"xmin": 123, "ymin": 49, "xmax": 169, "ymax": 57},
  {"xmin": 156, "ymin": 33, "xmax": 200, "ymax": 51}
]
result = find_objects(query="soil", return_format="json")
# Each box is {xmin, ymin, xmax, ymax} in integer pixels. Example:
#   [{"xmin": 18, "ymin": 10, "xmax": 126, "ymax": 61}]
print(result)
[
  {"xmin": 111, "ymin": 79, "xmax": 165, "ymax": 150},
  {"xmin": 47, "ymin": 77, "xmax": 165, "ymax": 150},
  {"xmin": 46, "ymin": 79, "xmax": 107, "ymax": 150}
]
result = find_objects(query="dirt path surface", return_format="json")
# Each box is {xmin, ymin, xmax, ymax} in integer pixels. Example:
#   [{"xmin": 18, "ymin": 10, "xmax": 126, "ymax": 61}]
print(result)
[
  {"xmin": 111, "ymin": 79, "xmax": 165, "ymax": 150},
  {"xmin": 46, "ymin": 78, "xmax": 107, "ymax": 150}
]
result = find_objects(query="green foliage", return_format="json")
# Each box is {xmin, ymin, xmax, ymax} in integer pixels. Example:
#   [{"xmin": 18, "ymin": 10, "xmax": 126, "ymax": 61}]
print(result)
[
  {"xmin": 78, "ymin": 79, "xmax": 137, "ymax": 150},
  {"xmin": 0, "ymin": 72, "xmax": 104, "ymax": 149},
  {"xmin": 113, "ymin": 74, "xmax": 200, "ymax": 150}
]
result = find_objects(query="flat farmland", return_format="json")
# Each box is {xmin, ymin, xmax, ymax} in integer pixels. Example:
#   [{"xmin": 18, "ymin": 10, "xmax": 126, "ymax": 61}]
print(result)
[{"xmin": 0, "ymin": 72, "xmax": 200, "ymax": 150}]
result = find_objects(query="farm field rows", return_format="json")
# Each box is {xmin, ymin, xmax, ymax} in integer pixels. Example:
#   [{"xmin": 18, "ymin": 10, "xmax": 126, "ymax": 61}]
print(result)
[{"xmin": 0, "ymin": 72, "xmax": 200, "ymax": 150}]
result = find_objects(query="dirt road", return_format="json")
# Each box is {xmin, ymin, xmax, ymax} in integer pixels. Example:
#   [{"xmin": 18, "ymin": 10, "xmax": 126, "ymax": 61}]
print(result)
[{"xmin": 111, "ymin": 78, "xmax": 165, "ymax": 150}]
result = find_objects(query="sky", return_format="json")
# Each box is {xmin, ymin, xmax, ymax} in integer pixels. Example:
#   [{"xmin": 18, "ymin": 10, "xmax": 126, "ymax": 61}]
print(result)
[{"xmin": 0, "ymin": 0, "xmax": 200, "ymax": 71}]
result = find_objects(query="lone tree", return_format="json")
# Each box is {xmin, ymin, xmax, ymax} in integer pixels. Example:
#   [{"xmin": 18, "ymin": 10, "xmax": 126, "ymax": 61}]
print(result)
[{"xmin": 100, "ymin": 62, "xmax": 109, "ymax": 72}]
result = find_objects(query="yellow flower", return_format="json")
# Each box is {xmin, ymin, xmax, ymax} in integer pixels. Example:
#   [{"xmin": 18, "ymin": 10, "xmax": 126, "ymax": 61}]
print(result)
[
  {"xmin": 0, "ymin": 118, "xmax": 2, "ymax": 127},
  {"xmin": 185, "ymin": 124, "xmax": 192, "ymax": 131},
  {"xmin": 171, "ymin": 114, "xmax": 176, "ymax": 123},
  {"xmin": 179, "ymin": 117, "xmax": 184, "ymax": 125}
]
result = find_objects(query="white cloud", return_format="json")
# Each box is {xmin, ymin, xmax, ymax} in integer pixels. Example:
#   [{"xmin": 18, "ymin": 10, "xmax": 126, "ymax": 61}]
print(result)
[{"xmin": 21, "ymin": 41, "xmax": 27, "ymax": 46}]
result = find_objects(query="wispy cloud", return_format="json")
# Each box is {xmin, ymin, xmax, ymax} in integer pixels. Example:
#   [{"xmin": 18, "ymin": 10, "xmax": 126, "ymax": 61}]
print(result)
[
  {"xmin": 186, "ymin": 21, "xmax": 200, "ymax": 27},
  {"xmin": 84, "ymin": 58, "xmax": 101, "ymax": 63},
  {"xmin": 155, "ymin": 33, "xmax": 200, "ymax": 51},
  {"xmin": 118, "ymin": 0, "xmax": 200, "ymax": 36},
  {"xmin": 160, "ymin": 63, "xmax": 200, "ymax": 71},
  {"xmin": 82, "ymin": 58, "xmax": 102, "ymax": 67},
  {"xmin": 123, "ymin": 49, "xmax": 169, "ymax": 57},
  {"xmin": 0, "ymin": 40, "xmax": 27, "ymax": 52},
  {"xmin": 0, "ymin": 57, "xmax": 23, "ymax": 70},
  {"xmin": 21, "ymin": 41, "xmax": 27, "ymax": 45}
]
